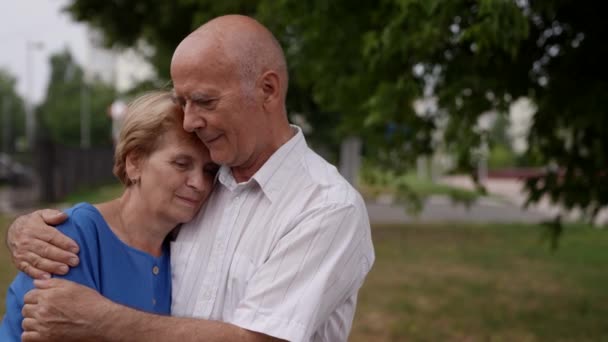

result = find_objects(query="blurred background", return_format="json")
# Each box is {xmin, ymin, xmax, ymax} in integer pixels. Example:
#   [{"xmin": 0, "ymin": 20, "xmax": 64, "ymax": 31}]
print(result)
[{"xmin": 1, "ymin": 0, "xmax": 607, "ymax": 340}]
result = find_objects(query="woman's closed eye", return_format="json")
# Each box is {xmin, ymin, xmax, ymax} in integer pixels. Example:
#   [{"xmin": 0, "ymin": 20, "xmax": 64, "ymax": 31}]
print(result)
[{"xmin": 173, "ymin": 159, "xmax": 192, "ymax": 170}]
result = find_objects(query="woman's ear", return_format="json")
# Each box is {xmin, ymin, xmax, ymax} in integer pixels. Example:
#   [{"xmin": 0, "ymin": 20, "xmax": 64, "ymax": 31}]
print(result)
[{"xmin": 125, "ymin": 152, "xmax": 142, "ymax": 184}]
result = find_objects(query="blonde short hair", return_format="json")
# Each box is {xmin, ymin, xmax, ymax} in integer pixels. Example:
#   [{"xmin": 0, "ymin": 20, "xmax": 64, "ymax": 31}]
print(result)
[{"xmin": 113, "ymin": 91, "xmax": 193, "ymax": 186}]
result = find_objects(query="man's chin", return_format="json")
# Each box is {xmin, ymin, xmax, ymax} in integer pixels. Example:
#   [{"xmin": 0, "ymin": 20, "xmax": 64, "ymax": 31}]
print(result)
[{"xmin": 209, "ymin": 151, "xmax": 233, "ymax": 166}]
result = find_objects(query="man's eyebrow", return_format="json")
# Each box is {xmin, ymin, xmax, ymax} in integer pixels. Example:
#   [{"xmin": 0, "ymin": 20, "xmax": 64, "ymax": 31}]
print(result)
[{"xmin": 190, "ymin": 92, "xmax": 216, "ymax": 101}]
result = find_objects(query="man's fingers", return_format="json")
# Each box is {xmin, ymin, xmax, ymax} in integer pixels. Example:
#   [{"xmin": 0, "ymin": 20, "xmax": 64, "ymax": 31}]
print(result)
[
  {"xmin": 22, "ymin": 330, "xmax": 43, "ymax": 342},
  {"xmin": 22, "ymin": 303, "xmax": 36, "ymax": 318},
  {"xmin": 25, "ymin": 250, "xmax": 71, "ymax": 273},
  {"xmin": 16, "ymin": 240, "xmax": 77, "ymax": 277},
  {"xmin": 17, "ymin": 235, "xmax": 78, "ymax": 264},
  {"xmin": 19, "ymin": 261, "xmax": 51, "ymax": 280},
  {"xmin": 33, "ymin": 278, "xmax": 55, "ymax": 289},
  {"xmin": 23, "ymin": 291, "xmax": 40, "ymax": 306},
  {"xmin": 22, "ymin": 317, "xmax": 37, "ymax": 330},
  {"xmin": 31, "ymin": 236, "xmax": 79, "ymax": 267},
  {"xmin": 33, "ymin": 277, "xmax": 72, "ymax": 289},
  {"xmin": 37, "ymin": 219, "xmax": 79, "ymax": 254},
  {"xmin": 39, "ymin": 209, "xmax": 68, "ymax": 226}
]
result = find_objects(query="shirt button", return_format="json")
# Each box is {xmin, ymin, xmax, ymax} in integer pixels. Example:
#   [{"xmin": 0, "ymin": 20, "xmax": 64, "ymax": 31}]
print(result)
[
  {"xmin": 152, "ymin": 298, "xmax": 157, "ymax": 305},
  {"xmin": 152, "ymin": 266, "xmax": 159, "ymax": 275}
]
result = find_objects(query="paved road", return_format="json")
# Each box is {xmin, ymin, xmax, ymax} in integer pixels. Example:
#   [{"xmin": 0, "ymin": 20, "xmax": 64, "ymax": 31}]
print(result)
[{"xmin": 0, "ymin": 185, "xmax": 39, "ymax": 216}]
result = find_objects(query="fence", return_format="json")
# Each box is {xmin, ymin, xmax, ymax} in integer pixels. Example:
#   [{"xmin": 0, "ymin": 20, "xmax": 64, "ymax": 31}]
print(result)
[{"xmin": 37, "ymin": 141, "xmax": 115, "ymax": 203}]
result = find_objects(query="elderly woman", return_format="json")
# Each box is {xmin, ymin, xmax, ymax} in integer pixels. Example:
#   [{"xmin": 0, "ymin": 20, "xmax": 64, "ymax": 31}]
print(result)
[{"xmin": 0, "ymin": 91, "xmax": 218, "ymax": 340}]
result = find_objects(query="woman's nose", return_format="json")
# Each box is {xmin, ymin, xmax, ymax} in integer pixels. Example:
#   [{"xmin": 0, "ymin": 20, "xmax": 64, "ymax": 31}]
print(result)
[{"xmin": 186, "ymin": 170, "xmax": 206, "ymax": 192}]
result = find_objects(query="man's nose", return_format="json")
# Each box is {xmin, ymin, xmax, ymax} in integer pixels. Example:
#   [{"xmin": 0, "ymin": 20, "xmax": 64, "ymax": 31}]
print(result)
[{"xmin": 183, "ymin": 104, "xmax": 206, "ymax": 132}]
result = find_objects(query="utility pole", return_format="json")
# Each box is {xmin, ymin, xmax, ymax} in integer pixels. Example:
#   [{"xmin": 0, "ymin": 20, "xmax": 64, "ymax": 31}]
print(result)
[
  {"xmin": 25, "ymin": 41, "xmax": 44, "ymax": 151},
  {"xmin": 339, "ymin": 136, "xmax": 362, "ymax": 187},
  {"xmin": 80, "ymin": 80, "xmax": 90, "ymax": 148},
  {"xmin": 80, "ymin": 40, "xmax": 91, "ymax": 149},
  {"xmin": 2, "ymin": 95, "xmax": 11, "ymax": 153}
]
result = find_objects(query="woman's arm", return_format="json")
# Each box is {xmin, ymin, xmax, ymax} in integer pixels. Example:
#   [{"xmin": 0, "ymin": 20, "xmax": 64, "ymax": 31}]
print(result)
[
  {"xmin": 0, "ymin": 209, "xmax": 98, "ymax": 341},
  {"xmin": 0, "ymin": 273, "xmax": 35, "ymax": 341}
]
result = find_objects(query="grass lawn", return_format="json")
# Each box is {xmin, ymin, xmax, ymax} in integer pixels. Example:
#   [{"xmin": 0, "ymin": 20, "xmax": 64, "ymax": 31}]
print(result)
[
  {"xmin": 350, "ymin": 223, "xmax": 608, "ymax": 341},
  {"xmin": 400, "ymin": 174, "xmax": 481, "ymax": 202},
  {"xmin": 61, "ymin": 182, "xmax": 123, "ymax": 206},
  {"xmin": 1, "ymin": 200, "xmax": 606, "ymax": 341},
  {"xmin": 360, "ymin": 174, "xmax": 482, "ymax": 205},
  {"xmin": 0, "ymin": 214, "xmax": 18, "ymax": 315}
]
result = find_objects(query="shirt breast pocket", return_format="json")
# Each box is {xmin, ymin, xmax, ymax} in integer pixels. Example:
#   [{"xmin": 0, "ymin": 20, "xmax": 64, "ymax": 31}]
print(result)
[{"xmin": 224, "ymin": 253, "xmax": 256, "ymax": 317}]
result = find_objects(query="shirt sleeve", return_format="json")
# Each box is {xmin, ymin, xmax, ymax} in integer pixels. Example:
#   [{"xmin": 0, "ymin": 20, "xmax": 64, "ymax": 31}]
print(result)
[
  {"xmin": 0, "ymin": 273, "xmax": 34, "ymax": 341},
  {"xmin": 53, "ymin": 207, "xmax": 102, "ymax": 288},
  {"xmin": 228, "ymin": 200, "xmax": 375, "ymax": 342},
  {"xmin": 0, "ymin": 207, "xmax": 101, "ymax": 341}
]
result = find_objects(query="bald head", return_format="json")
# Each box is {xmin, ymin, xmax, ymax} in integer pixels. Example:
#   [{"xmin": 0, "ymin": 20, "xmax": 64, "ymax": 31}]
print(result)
[{"xmin": 172, "ymin": 15, "xmax": 288, "ymax": 100}]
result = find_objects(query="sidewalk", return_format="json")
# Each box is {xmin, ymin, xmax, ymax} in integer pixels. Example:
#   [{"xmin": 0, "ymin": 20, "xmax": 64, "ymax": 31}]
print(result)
[
  {"xmin": 365, "ymin": 175, "xmax": 607, "ymax": 226},
  {"xmin": 366, "ymin": 194, "xmax": 548, "ymax": 225},
  {"xmin": 439, "ymin": 175, "xmax": 608, "ymax": 225}
]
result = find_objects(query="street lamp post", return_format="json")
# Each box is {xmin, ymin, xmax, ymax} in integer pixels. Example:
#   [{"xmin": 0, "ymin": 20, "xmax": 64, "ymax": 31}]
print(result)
[
  {"xmin": 80, "ymin": 36, "xmax": 91, "ymax": 149},
  {"xmin": 25, "ymin": 41, "xmax": 44, "ymax": 151},
  {"xmin": 80, "ymin": 77, "xmax": 90, "ymax": 149},
  {"xmin": 2, "ymin": 96, "xmax": 11, "ymax": 153}
]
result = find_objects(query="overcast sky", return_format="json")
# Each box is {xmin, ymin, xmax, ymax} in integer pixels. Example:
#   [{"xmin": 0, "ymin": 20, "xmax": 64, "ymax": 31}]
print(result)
[{"xmin": 0, "ymin": 0, "xmax": 88, "ymax": 104}]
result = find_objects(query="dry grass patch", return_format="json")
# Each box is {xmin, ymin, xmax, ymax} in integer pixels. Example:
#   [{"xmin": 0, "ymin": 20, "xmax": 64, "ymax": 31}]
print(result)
[
  {"xmin": 350, "ymin": 223, "xmax": 608, "ymax": 341},
  {"xmin": 0, "ymin": 214, "xmax": 18, "ymax": 315}
]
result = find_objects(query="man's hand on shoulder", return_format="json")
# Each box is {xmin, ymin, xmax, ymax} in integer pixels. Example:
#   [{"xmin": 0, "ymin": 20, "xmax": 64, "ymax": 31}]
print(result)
[{"xmin": 5, "ymin": 209, "xmax": 79, "ymax": 279}]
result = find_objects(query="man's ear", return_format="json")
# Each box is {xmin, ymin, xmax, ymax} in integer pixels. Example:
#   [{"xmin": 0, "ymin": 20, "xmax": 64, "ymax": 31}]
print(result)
[{"xmin": 258, "ymin": 70, "xmax": 282, "ymax": 109}]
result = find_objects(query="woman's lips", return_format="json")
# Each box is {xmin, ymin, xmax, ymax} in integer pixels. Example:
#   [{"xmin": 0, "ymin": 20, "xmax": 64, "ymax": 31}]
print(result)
[{"xmin": 175, "ymin": 195, "xmax": 201, "ymax": 207}]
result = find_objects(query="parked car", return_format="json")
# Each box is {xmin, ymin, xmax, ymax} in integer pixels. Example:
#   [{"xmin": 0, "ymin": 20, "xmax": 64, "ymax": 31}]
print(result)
[{"xmin": 0, "ymin": 153, "xmax": 34, "ymax": 186}]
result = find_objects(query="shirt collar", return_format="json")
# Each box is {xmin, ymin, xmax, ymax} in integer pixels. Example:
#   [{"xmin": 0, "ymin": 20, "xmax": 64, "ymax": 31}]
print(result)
[{"xmin": 217, "ymin": 125, "xmax": 308, "ymax": 201}]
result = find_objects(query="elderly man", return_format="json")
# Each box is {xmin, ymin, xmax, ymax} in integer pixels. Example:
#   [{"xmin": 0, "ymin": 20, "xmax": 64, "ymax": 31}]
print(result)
[{"xmin": 6, "ymin": 15, "xmax": 374, "ymax": 342}]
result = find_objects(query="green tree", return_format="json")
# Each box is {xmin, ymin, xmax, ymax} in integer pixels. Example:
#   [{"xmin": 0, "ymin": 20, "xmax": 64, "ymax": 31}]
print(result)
[
  {"xmin": 0, "ymin": 69, "xmax": 26, "ymax": 154},
  {"xmin": 38, "ymin": 49, "xmax": 114, "ymax": 146},
  {"xmin": 63, "ymin": 0, "xmax": 608, "ymax": 223}
]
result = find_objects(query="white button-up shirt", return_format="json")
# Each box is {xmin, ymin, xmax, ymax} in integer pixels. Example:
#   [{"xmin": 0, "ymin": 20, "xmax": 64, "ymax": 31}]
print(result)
[{"xmin": 171, "ymin": 126, "xmax": 375, "ymax": 342}]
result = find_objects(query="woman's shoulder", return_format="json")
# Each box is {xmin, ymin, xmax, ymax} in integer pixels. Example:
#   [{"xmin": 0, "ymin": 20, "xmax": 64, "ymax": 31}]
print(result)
[
  {"xmin": 57, "ymin": 202, "xmax": 108, "ymax": 242},
  {"xmin": 65, "ymin": 202, "xmax": 102, "ymax": 218}
]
